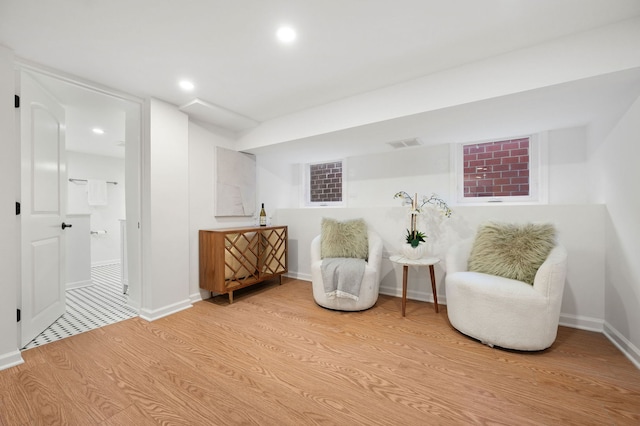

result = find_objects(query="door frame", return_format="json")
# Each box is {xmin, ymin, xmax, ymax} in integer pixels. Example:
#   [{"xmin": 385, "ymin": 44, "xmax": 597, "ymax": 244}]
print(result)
[{"xmin": 16, "ymin": 60, "xmax": 145, "ymax": 329}]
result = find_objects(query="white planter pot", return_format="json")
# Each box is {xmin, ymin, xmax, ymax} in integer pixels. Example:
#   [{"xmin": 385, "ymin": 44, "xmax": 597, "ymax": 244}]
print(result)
[{"xmin": 401, "ymin": 243, "xmax": 427, "ymax": 260}]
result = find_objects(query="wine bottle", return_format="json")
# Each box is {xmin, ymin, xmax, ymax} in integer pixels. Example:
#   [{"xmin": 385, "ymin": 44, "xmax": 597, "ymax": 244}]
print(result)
[{"xmin": 259, "ymin": 203, "xmax": 267, "ymax": 226}]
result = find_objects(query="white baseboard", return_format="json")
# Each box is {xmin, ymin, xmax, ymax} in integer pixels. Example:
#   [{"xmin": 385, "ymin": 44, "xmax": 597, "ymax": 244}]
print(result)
[
  {"xmin": 558, "ymin": 313, "xmax": 604, "ymax": 332},
  {"xmin": 284, "ymin": 272, "xmax": 311, "ymax": 282},
  {"xmin": 139, "ymin": 299, "xmax": 192, "ymax": 322},
  {"xmin": 603, "ymin": 321, "xmax": 640, "ymax": 370},
  {"xmin": 190, "ymin": 290, "xmax": 208, "ymax": 304},
  {"xmin": 378, "ymin": 284, "xmax": 400, "ymax": 298},
  {"xmin": 379, "ymin": 284, "xmax": 445, "ymax": 306},
  {"xmin": 0, "ymin": 350, "xmax": 24, "ymax": 372},
  {"xmin": 66, "ymin": 279, "xmax": 93, "ymax": 290}
]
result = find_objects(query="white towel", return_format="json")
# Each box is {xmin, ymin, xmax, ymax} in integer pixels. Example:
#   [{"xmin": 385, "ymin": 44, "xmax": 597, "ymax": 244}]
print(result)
[
  {"xmin": 87, "ymin": 180, "xmax": 108, "ymax": 206},
  {"xmin": 321, "ymin": 257, "xmax": 366, "ymax": 301}
]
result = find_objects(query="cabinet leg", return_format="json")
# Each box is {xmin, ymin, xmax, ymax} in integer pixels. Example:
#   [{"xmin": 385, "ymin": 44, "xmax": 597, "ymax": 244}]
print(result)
[{"xmin": 228, "ymin": 291, "xmax": 233, "ymax": 304}]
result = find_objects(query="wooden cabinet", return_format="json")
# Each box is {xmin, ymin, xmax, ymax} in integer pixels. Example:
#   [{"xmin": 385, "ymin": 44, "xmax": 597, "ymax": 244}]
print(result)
[{"xmin": 199, "ymin": 225, "xmax": 288, "ymax": 303}]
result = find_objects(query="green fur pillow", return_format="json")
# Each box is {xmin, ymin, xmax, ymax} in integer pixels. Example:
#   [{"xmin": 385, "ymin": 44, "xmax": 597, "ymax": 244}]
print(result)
[
  {"xmin": 468, "ymin": 222, "xmax": 556, "ymax": 285},
  {"xmin": 321, "ymin": 218, "xmax": 369, "ymax": 260}
]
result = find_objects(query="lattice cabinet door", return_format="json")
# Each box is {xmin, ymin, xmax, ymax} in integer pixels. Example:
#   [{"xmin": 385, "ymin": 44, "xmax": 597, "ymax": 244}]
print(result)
[{"xmin": 260, "ymin": 227, "xmax": 288, "ymax": 277}]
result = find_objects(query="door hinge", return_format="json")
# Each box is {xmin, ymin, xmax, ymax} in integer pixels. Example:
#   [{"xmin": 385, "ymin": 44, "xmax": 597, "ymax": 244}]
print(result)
[
  {"xmin": 17, "ymin": 309, "xmax": 21, "ymax": 322},
  {"xmin": 14, "ymin": 95, "xmax": 19, "ymax": 108},
  {"xmin": 15, "ymin": 201, "xmax": 20, "ymax": 215}
]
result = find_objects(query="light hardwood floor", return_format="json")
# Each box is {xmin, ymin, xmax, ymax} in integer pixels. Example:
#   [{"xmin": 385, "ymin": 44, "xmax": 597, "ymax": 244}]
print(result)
[{"xmin": 2, "ymin": 278, "xmax": 639, "ymax": 425}]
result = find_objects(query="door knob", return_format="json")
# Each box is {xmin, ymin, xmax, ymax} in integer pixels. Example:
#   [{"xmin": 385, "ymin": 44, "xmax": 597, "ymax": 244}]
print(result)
[{"xmin": 61, "ymin": 222, "xmax": 73, "ymax": 230}]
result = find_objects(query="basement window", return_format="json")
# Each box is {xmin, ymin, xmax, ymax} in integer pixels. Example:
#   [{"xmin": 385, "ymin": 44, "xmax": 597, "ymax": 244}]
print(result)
[
  {"xmin": 454, "ymin": 134, "xmax": 547, "ymax": 204},
  {"xmin": 305, "ymin": 160, "xmax": 344, "ymax": 207}
]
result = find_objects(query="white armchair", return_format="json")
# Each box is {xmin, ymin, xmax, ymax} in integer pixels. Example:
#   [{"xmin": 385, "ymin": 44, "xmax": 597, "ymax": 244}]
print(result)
[
  {"xmin": 311, "ymin": 230, "xmax": 383, "ymax": 311},
  {"xmin": 445, "ymin": 238, "xmax": 568, "ymax": 351}
]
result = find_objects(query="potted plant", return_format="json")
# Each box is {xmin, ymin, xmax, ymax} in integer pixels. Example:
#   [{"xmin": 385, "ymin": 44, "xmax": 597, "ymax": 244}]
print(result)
[
  {"xmin": 394, "ymin": 191, "xmax": 451, "ymax": 259},
  {"xmin": 405, "ymin": 228, "xmax": 426, "ymax": 248},
  {"xmin": 402, "ymin": 228, "xmax": 427, "ymax": 259}
]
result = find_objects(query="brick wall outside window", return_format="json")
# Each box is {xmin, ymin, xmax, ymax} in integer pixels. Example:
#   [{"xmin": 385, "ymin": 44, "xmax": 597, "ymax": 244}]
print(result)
[
  {"xmin": 463, "ymin": 138, "xmax": 530, "ymax": 197},
  {"xmin": 310, "ymin": 161, "xmax": 342, "ymax": 203}
]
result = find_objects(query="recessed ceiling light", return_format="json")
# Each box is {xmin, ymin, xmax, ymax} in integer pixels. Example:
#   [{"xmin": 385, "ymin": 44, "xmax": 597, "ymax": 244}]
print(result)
[
  {"xmin": 92, "ymin": 128, "xmax": 104, "ymax": 135},
  {"xmin": 179, "ymin": 80, "xmax": 195, "ymax": 91},
  {"xmin": 276, "ymin": 26, "xmax": 296, "ymax": 43}
]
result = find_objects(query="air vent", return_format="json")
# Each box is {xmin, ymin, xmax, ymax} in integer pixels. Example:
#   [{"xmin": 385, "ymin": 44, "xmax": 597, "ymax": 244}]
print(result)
[{"xmin": 387, "ymin": 138, "xmax": 422, "ymax": 149}]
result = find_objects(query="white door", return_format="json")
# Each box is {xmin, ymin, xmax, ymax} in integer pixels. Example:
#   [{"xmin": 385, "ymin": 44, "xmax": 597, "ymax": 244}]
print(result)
[{"xmin": 20, "ymin": 71, "xmax": 67, "ymax": 347}]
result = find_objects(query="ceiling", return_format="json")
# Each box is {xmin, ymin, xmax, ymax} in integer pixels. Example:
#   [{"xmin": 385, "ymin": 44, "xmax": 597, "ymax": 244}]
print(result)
[
  {"xmin": 2, "ymin": 0, "xmax": 640, "ymax": 160},
  {"xmin": 27, "ymin": 72, "xmax": 137, "ymax": 158}
]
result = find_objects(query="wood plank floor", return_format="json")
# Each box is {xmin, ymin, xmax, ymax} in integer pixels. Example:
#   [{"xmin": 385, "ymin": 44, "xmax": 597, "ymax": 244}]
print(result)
[{"xmin": 1, "ymin": 278, "xmax": 639, "ymax": 425}]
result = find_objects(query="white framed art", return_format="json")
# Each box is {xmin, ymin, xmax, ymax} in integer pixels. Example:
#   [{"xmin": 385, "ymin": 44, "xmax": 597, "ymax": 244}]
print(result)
[{"xmin": 215, "ymin": 147, "xmax": 256, "ymax": 217}]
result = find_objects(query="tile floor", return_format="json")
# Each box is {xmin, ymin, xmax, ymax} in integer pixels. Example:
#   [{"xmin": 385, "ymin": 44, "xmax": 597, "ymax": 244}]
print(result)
[{"xmin": 22, "ymin": 263, "xmax": 138, "ymax": 350}]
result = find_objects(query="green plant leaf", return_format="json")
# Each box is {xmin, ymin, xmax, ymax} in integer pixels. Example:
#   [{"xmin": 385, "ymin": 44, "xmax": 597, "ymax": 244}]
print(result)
[{"xmin": 405, "ymin": 229, "xmax": 426, "ymax": 247}]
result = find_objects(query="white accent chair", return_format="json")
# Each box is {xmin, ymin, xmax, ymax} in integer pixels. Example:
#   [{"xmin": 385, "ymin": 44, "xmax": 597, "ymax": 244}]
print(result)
[
  {"xmin": 445, "ymin": 239, "xmax": 568, "ymax": 351},
  {"xmin": 310, "ymin": 230, "xmax": 383, "ymax": 311}
]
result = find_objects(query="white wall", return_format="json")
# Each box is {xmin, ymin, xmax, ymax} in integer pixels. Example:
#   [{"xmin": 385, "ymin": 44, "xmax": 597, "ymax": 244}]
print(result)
[
  {"xmin": 141, "ymin": 99, "xmax": 191, "ymax": 320},
  {"xmin": 124, "ymin": 102, "xmax": 142, "ymax": 309},
  {"xmin": 264, "ymin": 126, "xmax": 591, "ymax": 210},
  {"xmin": 547, "ymin": 127, "xmax": 590, "ymax": 205},
  {"xmin": 65, "ymin": 214, "xmax": 91, "ymax": 289},
  {"xmin": 187, "ymin": 122, "xmax": 255, "ymax": 301},
  {"xmin": 67, "ymin": 151, "xmax": 125, "ymax": 265},
  {"xmin": 596, "ymin": 95, "xmax": 640, "ymax": 367},
  {"xmin": 0, "ymin": 45, "xmax": 22, "ymax": 370}
]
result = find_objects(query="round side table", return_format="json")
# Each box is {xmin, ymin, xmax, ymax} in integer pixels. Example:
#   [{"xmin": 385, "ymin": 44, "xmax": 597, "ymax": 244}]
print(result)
[{"xmin": 389, "ymin": 255, "xmax": 441, "ymax": 317}]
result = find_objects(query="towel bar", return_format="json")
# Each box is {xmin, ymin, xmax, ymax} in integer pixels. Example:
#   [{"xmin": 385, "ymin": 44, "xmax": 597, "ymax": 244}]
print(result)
[{"xmin": 69, "ymin": 178, "xmax": 118, "ymax": 185}]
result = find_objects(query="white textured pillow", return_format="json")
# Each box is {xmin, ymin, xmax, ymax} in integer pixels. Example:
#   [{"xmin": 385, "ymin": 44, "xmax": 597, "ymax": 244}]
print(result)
[
  {"xmin": 468, "ymin": 222, "xmax": 556, "ymax": 285},
  {"xmin": 321, "ymin": 218, "xmax": 369, "ymax": 260}
]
